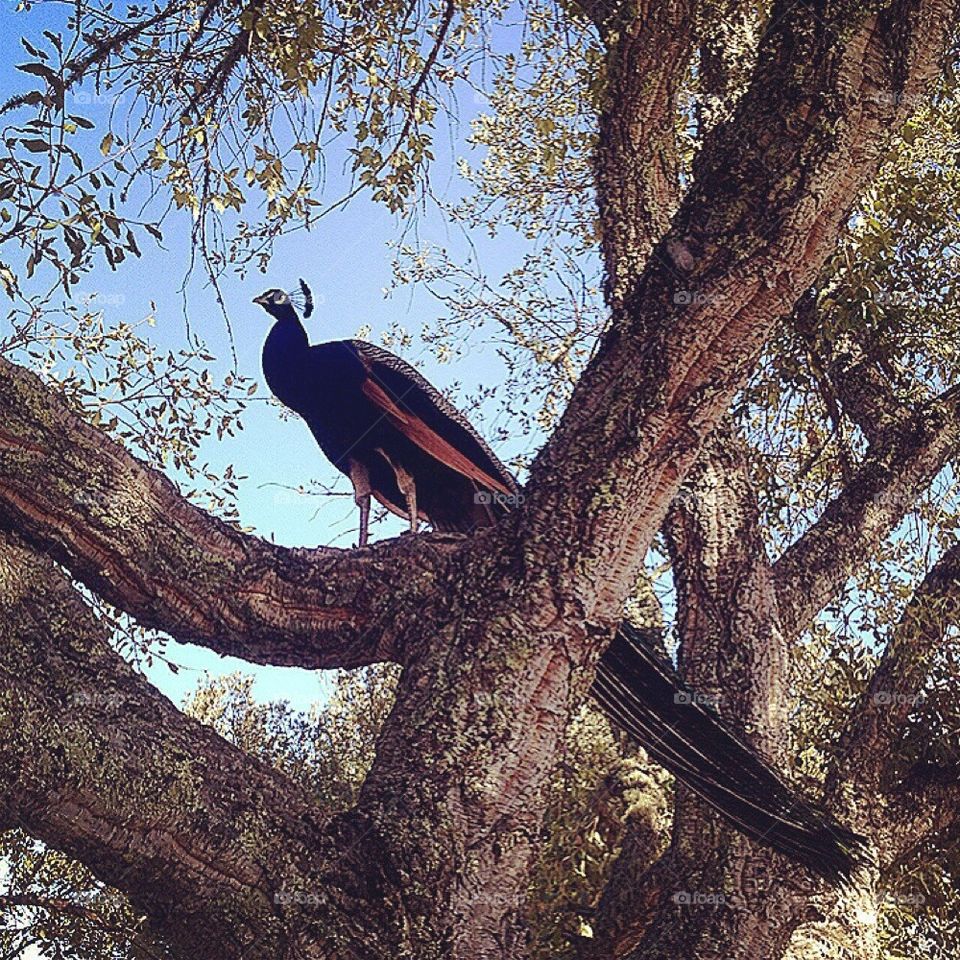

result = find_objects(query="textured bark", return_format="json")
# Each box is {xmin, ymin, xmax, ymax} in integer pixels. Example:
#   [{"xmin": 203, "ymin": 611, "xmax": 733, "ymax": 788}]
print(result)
[
  {"xmin": 0, "ymin": 532, "xmax": 482, "ymax": 959},
  {"xmin": 791, "ymin": 288, "xmax": 910, "ymax": 445},
  {"xmin": 834, "ymin": 541, "xmax": 960, "ymax": 863},
  {"xmin": 584, "ymin": 404, "xmax": 960, "ymax": 960},
  {"xmin": 667, "ymin": 425, "xmax": 789, "ymax": 758},
  {"xmin": 587, "ymin": 426, "xmax": 817, "ymax": 960},
  {"xmin": 593, "ymin": 0, "xmax": 694, "ymax": 304},
  {"xmin": 0, "ymin": 0, "xmax": 957, "ymax": 958},
  {"xmin": 640, "ymin": 428, "xmax": 864, "ymax": 960},
  {"xmin": 523, "ymin": 0, "xmax": 957, "ymax": 642},
  {"xmin": 0, "ymin": 355, "xmax": 451, "ymax": 669}
]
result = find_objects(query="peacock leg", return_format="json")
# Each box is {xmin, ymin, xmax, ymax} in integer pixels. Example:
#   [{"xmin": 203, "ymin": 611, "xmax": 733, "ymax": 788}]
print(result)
[
  {"xmin": 376, "ymin": 447, "xmax": 418, "ymax": 534},
  {"xmin": 348, "ymin": 459, "xmax": 372, "ymax": 547}
]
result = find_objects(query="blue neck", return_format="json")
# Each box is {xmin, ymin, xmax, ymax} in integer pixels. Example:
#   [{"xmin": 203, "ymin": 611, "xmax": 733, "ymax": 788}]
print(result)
[
  {"xmin": 263, "ymin": 307, "xmax": 309, "ymax": 363},
  {"xmin": 262, "ymin": 309, "xmax": 310, "ymax": 407},
  {"xmin": 264, "ymin": 308, "xmax": 308, "ymax": 353}
]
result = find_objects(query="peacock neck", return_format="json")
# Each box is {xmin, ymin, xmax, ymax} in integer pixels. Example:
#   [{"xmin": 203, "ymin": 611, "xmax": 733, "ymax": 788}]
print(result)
[
  {"xmin": 262, "ymin": 311, "xmax": 310, "ymax": 408},
  {"xmin": 264, "ymin": 311, "xmax": 308, "ymax": 355}
]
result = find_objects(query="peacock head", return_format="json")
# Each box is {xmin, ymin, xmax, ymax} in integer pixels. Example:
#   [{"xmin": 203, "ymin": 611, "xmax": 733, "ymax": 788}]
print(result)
[{"xmin": 253, "ymin": 279, "xmax": 314, "ymax": 320}]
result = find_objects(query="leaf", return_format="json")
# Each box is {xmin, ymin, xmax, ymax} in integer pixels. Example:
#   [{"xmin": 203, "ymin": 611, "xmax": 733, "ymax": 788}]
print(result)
[
  {"xmin": 100, "ymin": 132, "xmax": 114, "ymax": 155},
  {"xmin": 16, "ymin": 61, "xmax": 57, "ymax": 81}
]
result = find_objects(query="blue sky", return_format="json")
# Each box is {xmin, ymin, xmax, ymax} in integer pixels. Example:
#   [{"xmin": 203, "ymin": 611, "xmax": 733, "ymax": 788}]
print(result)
[{"xmin": 0, "ymin": 3, "xmax": 554, "ymax": 711}]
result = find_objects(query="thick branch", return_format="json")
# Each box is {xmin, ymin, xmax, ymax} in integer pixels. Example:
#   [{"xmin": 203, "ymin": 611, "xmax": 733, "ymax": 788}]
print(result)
[
  {"xmin": 666, "ymin": 424, "xmax": 787, "ymax": 756},
  {"xmin": 2, "ymin": 4, "xmax": 955, "ymax": 958},
  {"xmin": 0, "ymin": 533, "xmax": 346, "ymax": 958},
  {"xmin": 522, "ymin": 0, "xmax": 957, "ymax": 638},
  {"xmin": 0, "ymin": 356, "xmax": 451, "ymax": 668},
  {"xmin": 593, "ymin": 0, "xmax": 757, "ymax": 302},
  {"xmin": 319, "ymin": 6, "xmax": 957, "ymax": 954},
  {"xmin": 791, "ymin": 287, "xmax": 910, "ymax": 445},
  {"xmin": 589, "ymin": 425, "xmax": 806, "ymax": 960},
  {"xmin": 594, "ymin": 0, "xmax": 694, "ymax": 304}
]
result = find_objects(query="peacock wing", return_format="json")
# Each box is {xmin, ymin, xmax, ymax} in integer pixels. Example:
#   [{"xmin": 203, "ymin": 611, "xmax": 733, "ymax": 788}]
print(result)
[{"xmin": 349, "ymin": 340, "xmax": 519, "ymax": 497}]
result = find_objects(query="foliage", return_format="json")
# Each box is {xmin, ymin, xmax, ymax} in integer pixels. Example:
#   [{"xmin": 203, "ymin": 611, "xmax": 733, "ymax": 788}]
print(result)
[
  {"xmin": 524, "ymin": 709, "xmax": 669, "ymax": 958},
  {"xmin": 1, "ymin": 297, "xmax": 251, "ymax": 500},
  {"xmin": 184, "ymin": 666, "xmax": 400, "ymax": 810},
  {"xmin": 0, "ymin": 0, "xmax": 509, "ymax": 292},
  {"xmin": 389, "ymin": 0, "xmax": 604, "ymax": 443},
  {"xmin": 0, "ymin": 829, "xmax": 170, "ymax": 960}
]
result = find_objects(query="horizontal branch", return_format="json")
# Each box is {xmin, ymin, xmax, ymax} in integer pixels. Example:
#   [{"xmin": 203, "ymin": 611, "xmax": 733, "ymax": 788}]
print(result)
[{"xmin": 0, "ymin": 356, "xmax": 453, "ymax": 668}]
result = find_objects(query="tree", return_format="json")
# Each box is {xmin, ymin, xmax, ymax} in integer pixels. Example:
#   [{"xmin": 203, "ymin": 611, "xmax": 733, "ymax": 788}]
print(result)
[{"xmin": 0, "ymin": 1, "xmax": 959, "ymax": 958}]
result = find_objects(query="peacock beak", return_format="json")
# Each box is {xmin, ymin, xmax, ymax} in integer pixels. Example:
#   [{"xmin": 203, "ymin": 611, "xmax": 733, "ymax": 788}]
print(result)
[{"xmin": 252, "ymin": 294, "xmax": 269, "ymax": 306}]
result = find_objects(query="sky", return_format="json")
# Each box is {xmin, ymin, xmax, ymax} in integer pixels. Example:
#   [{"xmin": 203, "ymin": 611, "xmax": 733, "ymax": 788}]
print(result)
[{"xmin": 0, "ymin": 2, "xmax": 556, "ymax": 713}]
